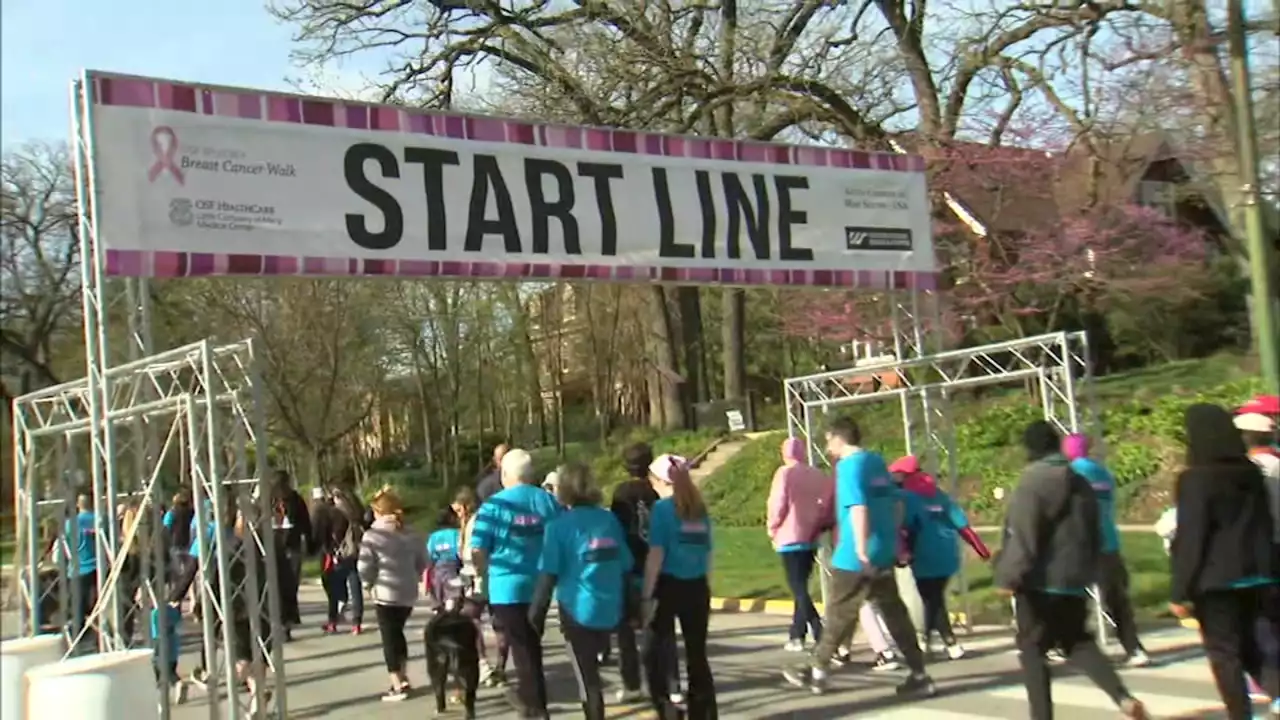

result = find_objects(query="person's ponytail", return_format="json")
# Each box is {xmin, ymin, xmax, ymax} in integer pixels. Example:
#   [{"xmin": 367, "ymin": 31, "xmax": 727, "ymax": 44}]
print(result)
[
  {"xmin": 371, "ymin": 487, "xmax": 406, "ymax": 530},
  {"xmin": 671, "ymin": 466, "xmax": 707, "ymax": 522}
]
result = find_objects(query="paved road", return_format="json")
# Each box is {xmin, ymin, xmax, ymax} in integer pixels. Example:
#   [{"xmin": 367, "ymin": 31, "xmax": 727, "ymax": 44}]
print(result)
[{"xmin": 141, "ymin": 586, "xmax": 1260, "ymax": 719}]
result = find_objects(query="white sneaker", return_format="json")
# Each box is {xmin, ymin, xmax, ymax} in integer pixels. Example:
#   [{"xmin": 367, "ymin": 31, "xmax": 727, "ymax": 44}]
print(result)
[
  {"xmin": 1046, "ymin": 649, "xmax": 1067, "ymax": 664},
  {"xmin": 945, "ymin": 644, "xmax": 966, "ymax": 661},
  {"xmin": 170, "ymin": 681, "xmax": 187, "ymax": 706},
  {"xmin": 1124, "ymin": 650, "xmax": 1151, "ymax": 668},
  {"xmin": 871, "ymin": 653, "xmax": 901, "ymax": 672},
  {"xmin": 783, "ymin": 639, "xmax": 805, "ymax": 652},
  {"xmin": 614, "ymin": 688, "xmax": 644, "ymax": 703},
  {"xmin": 669, "ymin": 692, "xmax": 685, "ymax": 706}
]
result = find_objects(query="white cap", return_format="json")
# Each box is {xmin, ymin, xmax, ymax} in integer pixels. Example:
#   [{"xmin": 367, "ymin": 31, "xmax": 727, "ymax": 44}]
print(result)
[
  {"xmin": 648, "ymin": 454, "xmax": 689, "ymax": 484},
  {"xmin": 542, "ymin": 470, "xmax": 559, "ymax": 490},
  {"xmin": 1234, "ymin": 413, "xmax": 1275, "ymax": 433},
  {"xmin": 310, "ymin": 487, "xmax": 325, "ymax": 500}
]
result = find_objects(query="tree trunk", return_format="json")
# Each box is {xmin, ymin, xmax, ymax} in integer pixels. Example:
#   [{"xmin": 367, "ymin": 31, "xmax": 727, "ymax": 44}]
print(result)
[
  {"xmin": 722, "ymin": 289, "xmax": 747, "ymax": 402},
  {"xmin": 648, "ymin": 286, "xmax": 684, "ymax": 430},
  {"xmin": 677, "ymin": 287, "xmax": 706, "ymax": 427}
]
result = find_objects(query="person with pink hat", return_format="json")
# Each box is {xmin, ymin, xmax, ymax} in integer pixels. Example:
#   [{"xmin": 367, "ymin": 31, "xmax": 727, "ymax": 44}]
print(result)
[
  {"xmin": 1061, "ymin": 433, "xmax": 1150, "ymax": 667},
  {"xmin": 891, "ymin": 455, "xmax": 989, "ymax": 661},
  {"xmin": 767, "ymin": 437, "xmax": 835, "ymax": 652}
]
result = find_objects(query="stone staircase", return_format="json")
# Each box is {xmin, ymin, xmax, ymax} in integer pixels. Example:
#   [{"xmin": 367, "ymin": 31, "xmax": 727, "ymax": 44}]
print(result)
[{"xmin": 690, "ymin": 431, "xmax": 773, "ymax": 485}]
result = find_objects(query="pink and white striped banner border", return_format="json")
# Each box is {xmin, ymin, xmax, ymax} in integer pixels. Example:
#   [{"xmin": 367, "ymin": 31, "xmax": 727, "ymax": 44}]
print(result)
[{"xmin": 90, "ymin": 72, "xmax": 938, "ymax": 290}]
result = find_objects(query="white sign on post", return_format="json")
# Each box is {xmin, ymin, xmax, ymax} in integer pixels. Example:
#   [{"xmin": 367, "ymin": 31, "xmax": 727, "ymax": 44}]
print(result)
[
  {"xmin": 725, "ymin": 410, "xmax": 747, "ymax": 432},
  {"xmin": 82, "ymin": 72, "xmax": 936, "ymax": 289}
]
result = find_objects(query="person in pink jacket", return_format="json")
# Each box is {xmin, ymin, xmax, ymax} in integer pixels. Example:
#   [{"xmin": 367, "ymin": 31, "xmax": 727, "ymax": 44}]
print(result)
[{"xmin": 767, "ymin": 437, "xmax": 835, "ymax": 651}]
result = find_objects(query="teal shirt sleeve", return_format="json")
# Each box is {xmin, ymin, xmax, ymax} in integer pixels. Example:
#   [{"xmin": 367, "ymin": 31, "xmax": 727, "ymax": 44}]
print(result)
[
  {"xmin": 471, "ymin": 503, "xmax": 498, "ymax": 553},
  {"xmin": 649, "ymin": 502, "xmax": 673, "ymax": 554},
  {"xmin": 538, "ymin": 521, "xmax": 561, "ymax": 576},
  {"xmin": 944, "ymin": 494, "xmax": 969, "ymax": 530}
]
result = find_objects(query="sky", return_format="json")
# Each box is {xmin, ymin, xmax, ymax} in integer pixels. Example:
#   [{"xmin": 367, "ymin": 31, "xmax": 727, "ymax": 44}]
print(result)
[{"xmin": 0, "ymin": 0, "xmax": 369, "ymax": 146}]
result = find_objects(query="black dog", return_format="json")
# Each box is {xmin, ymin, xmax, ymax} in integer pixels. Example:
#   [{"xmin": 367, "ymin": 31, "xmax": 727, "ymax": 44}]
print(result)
[{"xmin": 423, "ymin": 602, "xmax": 480, "ymax": 717}]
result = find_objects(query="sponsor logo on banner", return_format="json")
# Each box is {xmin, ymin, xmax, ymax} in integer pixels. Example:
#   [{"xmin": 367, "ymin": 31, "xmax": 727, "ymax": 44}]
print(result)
[
  {"xmin": 88, "ymin": 75, "xmax": 936, "ymax": 280},
  {"xmin": 844, "ymin": 226, "xmax": 913, "ymax": 251},
  {"xmin": 143, "ymin": 124, "xmax": 294, "ymax": 234}
]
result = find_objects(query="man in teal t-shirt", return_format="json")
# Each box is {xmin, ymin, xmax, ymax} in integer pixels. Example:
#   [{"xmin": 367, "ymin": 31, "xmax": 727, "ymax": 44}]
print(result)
[
  {"xmin": 1062, "ymin": 434, "xmax": 1149, "ymax": 666},
  {"xmin": 782, "ymin": 418, "xmax": 935, "ymax": 698},
  {"xmin": 65, "ymin": 494, "xmax": 100, "ymax": 635},
  {"xmin": 470, "ymin": 449, "xmax": 561, "ymax": 717}
]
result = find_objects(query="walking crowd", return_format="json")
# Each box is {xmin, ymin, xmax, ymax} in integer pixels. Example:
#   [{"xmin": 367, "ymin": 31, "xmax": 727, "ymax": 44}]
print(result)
[{"xmin": 45, "ymin": 393, "xmax": 1278, "ymax": 719}]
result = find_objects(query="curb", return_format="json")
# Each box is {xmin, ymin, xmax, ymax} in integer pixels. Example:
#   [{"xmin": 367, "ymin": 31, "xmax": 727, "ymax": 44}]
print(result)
[
  {"xmin": 709, "ymin": 596, "xmax": 968, "ymax": 626},
  {"xmin": 711, "ymin": 596, "xmax": 1202, "ymax": 632}
]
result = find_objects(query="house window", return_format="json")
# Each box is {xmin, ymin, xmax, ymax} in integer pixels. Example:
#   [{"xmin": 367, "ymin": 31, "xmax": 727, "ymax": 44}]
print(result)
[{"xmin": 1138, "ymin": 180, "xmax": 1177, "ymax": 218}]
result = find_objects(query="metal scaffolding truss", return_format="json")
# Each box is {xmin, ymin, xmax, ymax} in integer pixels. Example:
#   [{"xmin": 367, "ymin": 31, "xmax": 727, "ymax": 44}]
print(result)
[
  {"xmin": 10, "ymin": 339, "xmax": 289, "ymax": 718},
  {"xmin": 785, "ymin": 330, "xmax": 1095, "ymax": 467},
  {"xmin": 784, "ymin": 328, "xmax": 1109, "ymax": 642},
  {"xmin": 4, "ymin": 78, "xmax": 286, "ymax": 719}
]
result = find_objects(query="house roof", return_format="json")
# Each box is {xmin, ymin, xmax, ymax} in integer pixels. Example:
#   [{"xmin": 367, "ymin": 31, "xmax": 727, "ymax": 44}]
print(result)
[{"xmin": 891, "ymin": 131, "xmax": 1183, "ymax": 235}]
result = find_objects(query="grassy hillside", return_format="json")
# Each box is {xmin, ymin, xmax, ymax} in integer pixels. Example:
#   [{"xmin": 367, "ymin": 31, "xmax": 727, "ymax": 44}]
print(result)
[{"xmin": 703, "ymin": 353, "xmax": 1263, "ymax": 526}]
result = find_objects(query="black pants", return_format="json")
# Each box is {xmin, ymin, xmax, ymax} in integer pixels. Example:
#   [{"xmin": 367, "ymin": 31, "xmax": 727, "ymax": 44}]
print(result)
[
  {"xmin": 1194, "ymin": 586, "xmax": 1280, "ymax": 720},
  {"xmin": 813, "ymin": 568, "xmax": 925, "ymax": 673},
  {"xmin": 374, "ymin": 604, "xmax": 413, "ymax": 674},
  {"xmin": 647, "ymin": 575, "xmax": 716, "ymax": 720},
  {"xmin": 169, "ymin": 555, "xmax": 198, "ymax": 605},
  {"xmin": 1097, "ymin": 553, "xmax": 1143, "ymax": 655},
  {"xmin": 282, "ymin": 548, "xmax": 303, "ymax": 626},
  {"xmin": 492, "ymin": 602, "xmax": 547, "ymax": 713},
  {"xmin": 914, "ymin": 575, "xmax": 956, "ymax": 645},
  {"xmin": 781, "ymin": 551, "xmax": 822, "ymax": 643},
  {"xmin": 1015, "ymin": 591, "xmax": 1132, "ymax": 720},
  {"xmin": 562, "ymin": 612, "xmax": 611, "ymax": 720},
  {"xmin": 119, "ymin": 556, "xmax": 147, "ymax": 646},
  {"xmin": 613, "ymin": 621, "xmax": 653, "ymax": 692},
  {"xmin": 321, "ymin": 565, "xmax": 345, "ymax": 623},
  {"xmin": 72, "ymin": 570, "xmax": 99, "ymax": 642}
]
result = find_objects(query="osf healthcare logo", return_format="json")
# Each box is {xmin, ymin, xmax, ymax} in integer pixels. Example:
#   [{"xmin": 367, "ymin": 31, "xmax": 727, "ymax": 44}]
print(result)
[{"xmin": 147, "ymin": 126, "xmax": 184, "ymax": 185}]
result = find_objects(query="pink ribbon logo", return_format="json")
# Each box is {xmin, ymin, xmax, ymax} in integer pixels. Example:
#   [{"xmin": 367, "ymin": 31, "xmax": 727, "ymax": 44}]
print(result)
[{"xmin": 146, "ymin": 126, "xmax": 184, "ymax": 184}]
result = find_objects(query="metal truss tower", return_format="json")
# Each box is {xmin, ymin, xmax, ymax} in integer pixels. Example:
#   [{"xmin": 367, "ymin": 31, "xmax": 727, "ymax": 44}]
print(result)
[{"xmin": 6, "ymin": 77, "xmax": 289, "ymax": 719}]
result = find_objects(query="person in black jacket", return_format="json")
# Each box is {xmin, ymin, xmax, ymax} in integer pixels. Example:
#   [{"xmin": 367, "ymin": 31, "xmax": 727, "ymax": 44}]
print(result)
[
  {"xmin": 993, "ymin": 421, "xmax": 1148, "ymax": 720},
  {"xmin": 604, "ymin": 442, "xmax": 659, "ymax": 703},
  {"xmin": 476, "ymin": 443, "xmax": 509, "ymax": 505},
  {"xmin": 1170, "ymin": 404, "xmax": 1279, "ymax": 719},
  {"xmin": 272, "ymin": 470, "xmax": 312, "ymax": 636}
]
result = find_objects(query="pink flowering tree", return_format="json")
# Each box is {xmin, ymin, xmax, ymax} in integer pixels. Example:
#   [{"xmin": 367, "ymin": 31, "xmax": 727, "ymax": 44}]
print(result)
[{"xmin": 785, "ymin": 137, "xmax": 1213, "ymax": 351}]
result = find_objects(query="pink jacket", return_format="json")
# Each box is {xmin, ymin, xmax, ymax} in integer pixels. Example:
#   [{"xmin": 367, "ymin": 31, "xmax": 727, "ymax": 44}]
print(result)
[{"xmin": 767, "ymin": 438, "xmax": 835, "ymax": 548}]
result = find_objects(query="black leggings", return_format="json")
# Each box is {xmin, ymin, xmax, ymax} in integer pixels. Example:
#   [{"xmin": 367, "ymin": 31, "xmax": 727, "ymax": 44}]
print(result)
[
  {"xmin": 1195, "ymin": 586, "xmax": 1280, "ymax": 720},
  {"xmin": 647, "ymin": 575, "xmax": 717, "ymax": 720},
  {"xmin": 914, "ymin": 575, "xmax": 956, "ymax": 645},
  {"xmin": 375, "ymin": 604, "xmax": 413, "ymax": 674},
  {"xmin": 562, "ymin": 613, "xmax": 611, "ymax": 720},
  {"xmin": 492, "ymin": 603, "xmax": 547, "ymax": 713}
]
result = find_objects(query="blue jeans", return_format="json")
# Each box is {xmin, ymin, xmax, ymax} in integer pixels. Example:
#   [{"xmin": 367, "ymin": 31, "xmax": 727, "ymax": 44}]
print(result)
[
  {"xmin": 781, "ymin": 550, "xmax": 822, "ymax": 643},
  {"xmin": 327, "ymin": 557, "xmax": 363, "ymax": 624}
]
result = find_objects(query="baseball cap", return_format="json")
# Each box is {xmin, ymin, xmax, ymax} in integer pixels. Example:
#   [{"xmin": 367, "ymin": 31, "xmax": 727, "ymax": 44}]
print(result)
[
  {"xmin": 1238, "ymin": 395, "xmax": 1280, "ymax": 416},
  {"xmin": 1233, "ymin": 413, "xmax": 1275, "ymax": 433},
  {"xmin": 648, "ymin": 454, "xmax": 689, "ymax": 484}
]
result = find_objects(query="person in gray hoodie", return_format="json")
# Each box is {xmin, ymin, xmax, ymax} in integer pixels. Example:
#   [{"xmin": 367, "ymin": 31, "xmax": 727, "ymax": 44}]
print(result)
[
  {"xmin": 994, "ymin": 421, "xmax": 1148, "ymax": 720},
  {"xmin": 358, "ymin": 487, "xmax": 428, "ymax": 702}
]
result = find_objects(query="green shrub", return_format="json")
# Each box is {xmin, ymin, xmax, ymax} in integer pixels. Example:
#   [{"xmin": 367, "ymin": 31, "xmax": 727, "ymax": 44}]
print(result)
[{"xmin": 701, "ymin": 366, "xmax": 1264, "ymax": 526}]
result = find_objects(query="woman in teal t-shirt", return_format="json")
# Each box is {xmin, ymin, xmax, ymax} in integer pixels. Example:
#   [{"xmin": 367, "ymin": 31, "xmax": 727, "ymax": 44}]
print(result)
[
  {"xmin": 641, "ymin": 455, "xmax": 718, "ymax": 720},
  {"xmin": 530, "ymin": 463, "xmax": 635, "ymax": 719}
]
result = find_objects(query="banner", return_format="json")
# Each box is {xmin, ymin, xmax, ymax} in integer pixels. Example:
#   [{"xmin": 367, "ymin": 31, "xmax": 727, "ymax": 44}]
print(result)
[{"xmin": 84, "ymin": 72, "xmax": 936, "ymax": 289}]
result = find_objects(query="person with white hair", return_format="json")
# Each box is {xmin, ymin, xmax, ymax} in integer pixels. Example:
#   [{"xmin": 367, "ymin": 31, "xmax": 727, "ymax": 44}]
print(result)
[
  {"xmin": 470, "ymin": 448, "xmax": 562, "ymax": 718},
  {"xmin": 542, "ymin": 470, "xmax": 560, "ymax": 499}
]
